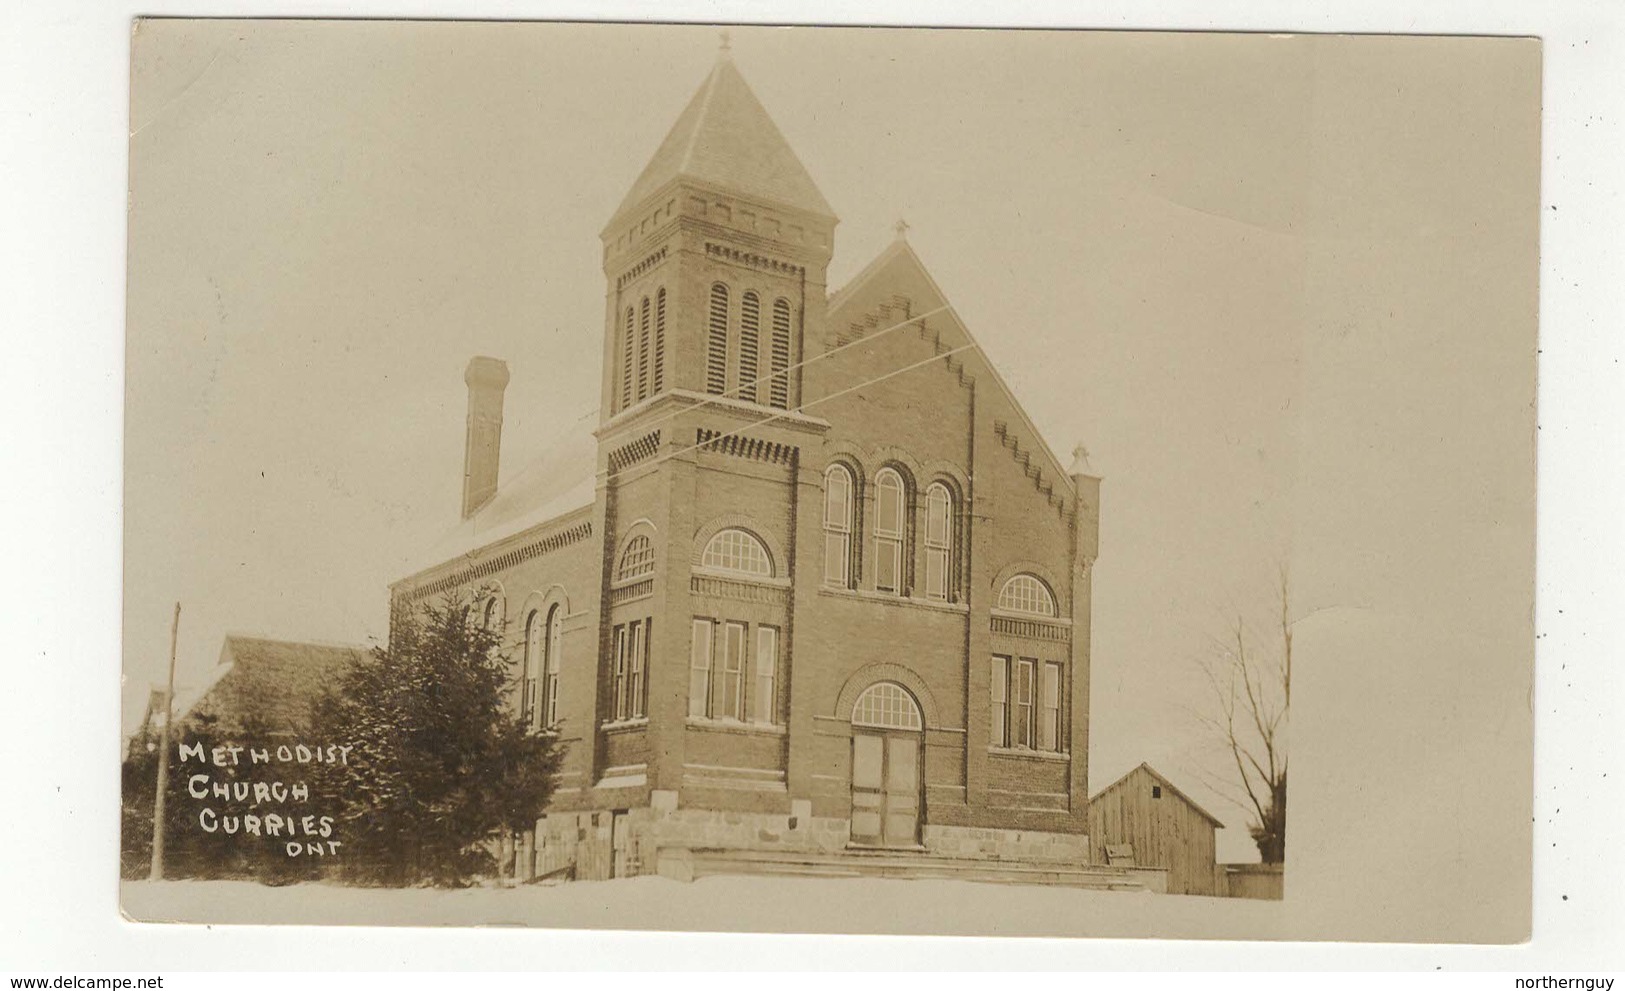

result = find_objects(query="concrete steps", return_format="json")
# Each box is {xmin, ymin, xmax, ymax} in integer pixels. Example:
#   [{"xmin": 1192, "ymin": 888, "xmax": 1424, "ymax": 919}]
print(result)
[{"xmin": 684, "ymin": 846, "xmax": 1150, "ymax": 890}]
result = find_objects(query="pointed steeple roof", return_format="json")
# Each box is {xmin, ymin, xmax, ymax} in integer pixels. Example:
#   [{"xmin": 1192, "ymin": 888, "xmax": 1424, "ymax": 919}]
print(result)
[{"xmin": 608, "ymin": 52, "xmax": 835, "ymax": 229}]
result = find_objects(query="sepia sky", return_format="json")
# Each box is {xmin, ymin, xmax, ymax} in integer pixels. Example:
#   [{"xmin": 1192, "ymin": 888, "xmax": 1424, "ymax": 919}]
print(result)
[{"xmin": 125, "ymin": 21, "xmax": 1538, "ymax": 870}]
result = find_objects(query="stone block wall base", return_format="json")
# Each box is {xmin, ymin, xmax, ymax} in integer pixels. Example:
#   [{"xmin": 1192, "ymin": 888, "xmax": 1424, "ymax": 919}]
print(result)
[{"xmin": 536, "ymin": 804, "xmax": 1094, "ymax": 881}]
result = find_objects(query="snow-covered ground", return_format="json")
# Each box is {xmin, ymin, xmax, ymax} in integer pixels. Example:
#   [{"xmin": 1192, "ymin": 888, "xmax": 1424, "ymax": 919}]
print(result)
[{"xmin": 121, "ymin": 874, "xmax": 1278, "ymax": 940}]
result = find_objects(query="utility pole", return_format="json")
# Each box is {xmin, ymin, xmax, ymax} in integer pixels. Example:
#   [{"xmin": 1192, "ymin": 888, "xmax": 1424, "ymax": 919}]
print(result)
[{"xmin": 149, "ymin": 601, "xmax": 180, "ymax": 881}]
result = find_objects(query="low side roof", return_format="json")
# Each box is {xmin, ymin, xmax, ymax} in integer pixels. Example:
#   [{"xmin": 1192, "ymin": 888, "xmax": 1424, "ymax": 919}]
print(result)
[{"xmin": 400, "ymin": 409, "xmax": 599, "ymax": 581}]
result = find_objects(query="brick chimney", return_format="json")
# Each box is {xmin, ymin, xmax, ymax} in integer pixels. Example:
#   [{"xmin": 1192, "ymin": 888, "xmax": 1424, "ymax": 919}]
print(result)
[{"xmin": 461, "ymin": 356, "xmax": 510, "ymax": 519}]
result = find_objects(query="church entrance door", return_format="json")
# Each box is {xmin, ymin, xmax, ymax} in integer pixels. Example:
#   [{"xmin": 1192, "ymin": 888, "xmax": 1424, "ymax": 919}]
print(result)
[{"xmin": 849, "ymin": 682, "xmax": 924, "ymax": 848}]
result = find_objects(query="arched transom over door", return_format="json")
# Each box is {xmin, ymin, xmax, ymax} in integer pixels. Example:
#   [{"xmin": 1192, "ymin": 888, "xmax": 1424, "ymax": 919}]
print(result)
[{"xmin": 849, "ymin": 682, "xmax": 924, "ymax": 848}]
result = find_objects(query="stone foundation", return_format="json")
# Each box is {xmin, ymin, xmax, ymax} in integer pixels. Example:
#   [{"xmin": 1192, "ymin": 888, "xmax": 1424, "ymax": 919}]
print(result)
[
  {"xmin": 920, "ymin": 823, "xmax": 1089, "ymax": 864},
  {"xmin": 529, "ymin": 793, "xmax": 1093, "ymax": 881}
]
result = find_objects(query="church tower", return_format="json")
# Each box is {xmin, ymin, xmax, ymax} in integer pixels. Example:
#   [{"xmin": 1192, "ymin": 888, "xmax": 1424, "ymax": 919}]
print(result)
[
  {"xmin": 590, "ymin": 44, "xmax": 839, "ymax": 803},
  {"xmin": 596, "ymin": 43, "xmax": 838, "ymax": 427}
]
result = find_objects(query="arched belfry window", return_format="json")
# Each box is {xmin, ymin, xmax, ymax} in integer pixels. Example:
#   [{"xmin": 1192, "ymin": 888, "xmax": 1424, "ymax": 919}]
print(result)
[
  {"xmin": 617, "ymin": 534, "xmax": 655, "ymax": 581},
  {"xmin": 924, "ymin": 482, "xmax": 953, "ymax": 601},
  {"xmin": 706, "ymin": 283, "xmax": 730, "ymax": 396},
  {"xmin": 700, "ymin": 528, "xmax": 772, "ymax": 578},
  {"xmin": 873, "ymin": 468, "xmax": 906, "ymax": 594},
  {"xmin": 637, "ymin": 296, "xmax": 652, "ymax": 401},
  {"xmin": 997, "ymin": 574, "xmax": 1057, "ymax": 616},
  {"xmin": 653, "ymin": 288, "xmax": 667, "ymax": 394},
  {"xmin": 823, "ymin": 464, "xmax": 854, "ymax": 587},
  {"xmin": 851, "ymin": 682, "xmax": 923, "ymax": 731},
  {"xmin": 739, "ymin": 291, "xmax": 761, "ymax": 403},
  {"xmin": 770, "ymin": 298, "xmax": 792, "ymax": 409},
  {"xmin": 620, "ymin": 306, "xmax": 636, "ymax": 411}
]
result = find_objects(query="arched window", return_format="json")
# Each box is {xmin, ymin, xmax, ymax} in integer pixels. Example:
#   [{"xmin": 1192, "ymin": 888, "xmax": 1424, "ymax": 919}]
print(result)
[
  {"xmin": 636, "ymin": 295, "xmax": 651, "ymax": 401},
  {"xmin": 852, "ymin": 682, "xmax": 923, "ymax": 730},
  {"xmin": 873, "ymin": 468, "xmax": 905, "ymax": 594},
  {"xmin": 823, "ymin": 464, "xmax": 854, "ymax": 587},
  {"xmin": 620, "ymin": 306, "xmax": 635, "ymax": 411},
  {"xmin": 522, "ymin": 610, "xmax": 543, "ymax": 727},
  {"xmin": 481, "ymin": 594, "xmax": 503, "ymax": 633},
  {"xmin": 706, "ymin": 283, "xmax": 729, "ymax": 395},
  {"xmin": 542, "ymin": 604, "xmax": 562, "ymax": 728},
  {"xmin": 523, "ymin": 604, "xmax": 565, "ymax": 730},
  {"xmin": 924, "ymin": 482, "xmax": 953, "ymax": 601},
  {"xmin": 769, "ymin": 298, "xmax": 792, "ymax": 409},
  {"xmin": 997, "ymin": 574, "xmax": 1057, "ymax": 616},
  {"xmin": 738, "ymin": 290, "xmax": 761, "ymax": 403},
  {"xmin": 617, "ymin": 534, "xmax": 655, "ymax": 581},
  {"xmin": 700, "ymin": 528, "xmax": 772, "ymax": 577},
  {"xmin": 653, "ymin": 287, "xmax": 667, "ymax": 394}
]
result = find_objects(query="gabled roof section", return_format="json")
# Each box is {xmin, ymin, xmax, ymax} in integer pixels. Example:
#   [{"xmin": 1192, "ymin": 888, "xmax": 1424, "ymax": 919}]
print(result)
[
  {"xmin": 827, "ymin": 237, "xmax": 1077, "ymax": 499},
  {"xmin": 1089, "ymin": 762, "xmax": 1228, "ymax": 829},
  {"xmin": 608, "ymin": 53, "xmax": 835, "ymax": 229}
]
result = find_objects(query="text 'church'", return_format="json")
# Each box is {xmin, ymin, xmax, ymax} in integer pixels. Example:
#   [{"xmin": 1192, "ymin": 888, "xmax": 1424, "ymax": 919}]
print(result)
[{"xmin": 390, "ymin": 46, "xmax": 1124, "ymax": 885}]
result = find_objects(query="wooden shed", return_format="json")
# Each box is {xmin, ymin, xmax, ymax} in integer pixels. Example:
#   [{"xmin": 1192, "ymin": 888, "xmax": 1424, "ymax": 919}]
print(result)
[{"xmin": 1087, "ymin": 763, "xmax": 1226, "ymax": 896}]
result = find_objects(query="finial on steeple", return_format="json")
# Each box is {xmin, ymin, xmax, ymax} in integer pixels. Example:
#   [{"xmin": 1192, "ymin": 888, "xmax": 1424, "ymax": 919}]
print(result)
[
  {"xmin": 1069, "ymin": 443, "xmax": 1094, "ymax": 476},
  {"xmin": 894, "ymin": 217, "xmax": 911, "ymax": 241},
  {"xmin": 718, "ymin": 29, "xmax": 732, "ymax": 57}
]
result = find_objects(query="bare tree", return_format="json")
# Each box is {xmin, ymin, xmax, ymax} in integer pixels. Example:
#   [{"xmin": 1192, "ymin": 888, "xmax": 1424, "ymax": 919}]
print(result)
[{"xmin": 1197, "ymin": 567, "xmax": 1291, "ymax": 863}]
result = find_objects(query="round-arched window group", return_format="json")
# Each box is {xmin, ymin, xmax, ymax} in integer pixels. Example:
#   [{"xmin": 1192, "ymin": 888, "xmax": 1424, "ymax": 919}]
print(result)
[
  {"xmin": 521, "ymin": 603, "xmax": 563, "ymax": 731},
  {"xmin": 822, "ymin": 462, "xmax": 961, "ymax": 602}
]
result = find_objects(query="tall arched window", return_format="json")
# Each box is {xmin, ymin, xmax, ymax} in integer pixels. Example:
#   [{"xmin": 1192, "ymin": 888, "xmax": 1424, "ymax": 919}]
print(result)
[
  {"xmin": 706, "ymin": 283, "xmax": 730, "ymax": 395},
  {"xmin": 522, "ymin": 610, "xmax": 543, "ymax": 727},
  {"xmin": 481, "ymin": 594, "xmax": 503, "ymax": 634},
  {"xmin": 738, "ymin": 290, "xmax": 760, "ymax": 403},
  {"xmin": 700, "ymin": 528, "xmax": 772, "ymax": 578},
  {"xmin": 542, "ymin": 604, "xmax": 562, "ymax": 728},
  {"xmin": 653, "ymin": 287, "xmax": 667, "ymax": 394},
  {"xmin": 997, "ymin": 574, "xmax": 1057, "ymax": 616},
  {"xmin": 617, "ymin": 534, "xmax": 655, "ymax": 581},
  {"xmin": 873, "ymin": 468, "xmax": 905, "ymax": 594},
  {"xmin": 620, "ymin": 306, "xmax": 635, "ymax": 410},
  {"xmin": 924, "ymin": 482, "xmax": 953, "ymax": 601},
  {"xmin": 770, "ymin": 298, "xmax": 792, "ymax": 409},
  {"xmin": 823, "ymin": 464, "xmax": 854, "ymax": 586},
  {"xmin": 636, "ymin": 296, "xmax": 651, "ymax": 401}
]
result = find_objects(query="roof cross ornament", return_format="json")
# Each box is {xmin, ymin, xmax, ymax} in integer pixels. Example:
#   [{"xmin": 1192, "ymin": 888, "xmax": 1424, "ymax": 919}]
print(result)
[
  {"xmin": 894, "ymin": 217, "xmax": 911, "ymax": 241},
  {"xmin": 719, "ymin": 29, "xmax": 732, "ymax": 55}
]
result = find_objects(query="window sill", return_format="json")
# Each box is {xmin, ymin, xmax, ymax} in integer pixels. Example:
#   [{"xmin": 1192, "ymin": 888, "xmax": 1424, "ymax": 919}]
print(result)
[
  {"xmin": 692, "ymin": 567, "xmax": 792, "ymax": 589},
  {"xmin": 987, "ymin": 746, "xmax": 1071, "ymax": 763},
  {"xmin": 600, "ymin": 718, "xmax": 650, "ymax": 733},
  {"xmin": 685, "ymin": 716, "xmax": 786, "ymax": 736},
  {"xmin": 990, "ymin": 608, "xmax": 1072, "ymax": 626},
  {"xmin": 818, "ymin": 586, "xmax": 970, "ymax": 614}
]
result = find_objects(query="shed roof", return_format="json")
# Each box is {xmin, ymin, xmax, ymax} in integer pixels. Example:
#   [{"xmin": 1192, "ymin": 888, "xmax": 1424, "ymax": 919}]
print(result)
[{"xmin": 1089, "ymin": 762, "xmax": 1228, "ymax": 829}]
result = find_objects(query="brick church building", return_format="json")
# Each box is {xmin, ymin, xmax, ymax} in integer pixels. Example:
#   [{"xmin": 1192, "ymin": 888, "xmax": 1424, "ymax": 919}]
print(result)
[{"xmin": 390, "ymin": 47, "xmax": 1120, "ymax": 884}]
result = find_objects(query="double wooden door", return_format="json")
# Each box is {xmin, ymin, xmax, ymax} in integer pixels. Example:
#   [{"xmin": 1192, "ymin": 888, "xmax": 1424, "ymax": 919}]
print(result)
[{"xmin": 850, "ymin": 729, "xmax": 921, "ymax": 847}]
